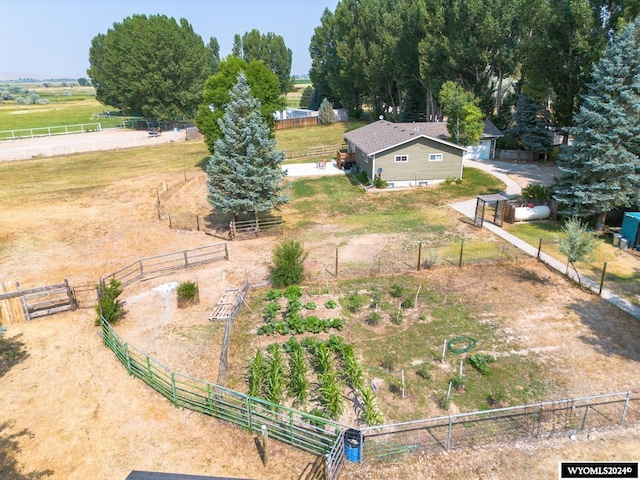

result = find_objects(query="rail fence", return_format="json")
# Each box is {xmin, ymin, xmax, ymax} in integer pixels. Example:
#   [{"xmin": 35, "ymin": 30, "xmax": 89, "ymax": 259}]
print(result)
[
  {"xmin": 325, "ymin": 237, "xmax": 531, "ymax": 280},
  {"xmin": 0, "ymin": 123, "xmax": 103, "ymax": 141},
  {"xmin": 100, "ymin": 317, "xmax": 345, "ymax": 457},
  {"xmin": 100, "ymin": 243, "xmax": 228, "ymax": 288},
  {"xmin": 360, "ymin": 391, "xmax": 639, "ymax": 461},
  {"xmin": 0, "ymin": 279, "xmax": 76, "ymax": 323},
  {"xmin": 285, "ymin": 144, "xmax": 344, "ymax": 160}
]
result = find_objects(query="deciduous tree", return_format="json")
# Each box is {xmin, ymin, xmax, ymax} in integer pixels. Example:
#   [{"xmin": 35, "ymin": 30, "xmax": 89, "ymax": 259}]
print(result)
[
  {"xmin": 439, "ymin": 81, "xmax": 484, "ymax": 146},
  {"xmin": 87, "ymin": 14, "xmax": 215, "ymax": 119},
  {"xmin": 196, "ymin": 57, "xmax": 285, "ymax": 152}
]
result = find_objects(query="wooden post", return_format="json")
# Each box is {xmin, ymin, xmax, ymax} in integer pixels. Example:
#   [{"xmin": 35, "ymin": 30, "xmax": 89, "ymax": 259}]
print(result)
[
  {"xmin": 335, "ymin": 247, "xmax": 339, "ymax": 278},
  {"xmin": 537, "ymin": 238, "xmax": 542, "ymax": 259},
  {"xmin": 458, "ymin": 238, "xmax": 464, "ymax": 267},
  {"xmin": 417, "ymin": 241, "xmax": 422, "ymax": 271},
  {"xmin": 184, "ymin": 170, "xmax": 187, "ymax": 182},
  {"xmin": 261, "ymin": 425, "xmax": 270, "ymax": 467},
  {"xmin": 168, "ymin": 213, "xmax": 172, "ymax": 229},
  {"xmin": 401, "ymin": 369, "xmax": 405, "ymax": 399},
  {"xmin": 64, "ymin": 278, "xmax": 76, "ymax": 310},
  {"xmin": 196, "ymin": 214, "xmax": 200, "ymax": 231},
  {"xmin": 598, "ymin": 262, "xmax": 607, "ymax": 296}
]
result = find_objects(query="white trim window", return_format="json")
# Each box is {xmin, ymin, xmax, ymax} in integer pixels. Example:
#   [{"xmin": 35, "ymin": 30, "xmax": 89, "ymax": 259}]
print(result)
[
  {"xmin": 429, "ymin": 153, "xmax": 443, "ymax": 162},
  {"xmin": 394, "ymin": 154, "xmax": 408, "ymax": 163}
]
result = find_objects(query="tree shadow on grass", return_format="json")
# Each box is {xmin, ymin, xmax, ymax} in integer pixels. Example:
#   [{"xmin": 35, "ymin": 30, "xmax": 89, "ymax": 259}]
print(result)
[
  {"xmin": 0, "ymin": 421, "xmax": 54, "ymax": 479},
  {"xmin": 568, "ymin": 297, "xmax": 640, "ymax": 364},
  {"xmin": 0, "ymin": 332, "xmax": 29, "ymax": 379}
]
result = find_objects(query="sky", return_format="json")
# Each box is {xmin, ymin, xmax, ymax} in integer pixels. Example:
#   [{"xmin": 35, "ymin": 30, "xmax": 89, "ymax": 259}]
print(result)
[{"xmin": 0, "ymin": 0, "xmax": 339, "ymax": 80}]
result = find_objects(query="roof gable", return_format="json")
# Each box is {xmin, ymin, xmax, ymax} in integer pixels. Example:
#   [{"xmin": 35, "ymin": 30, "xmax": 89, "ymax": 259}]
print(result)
[
  {"xmin": 343, "ymin": 120, "xmax": 503, "ymax": 156},
  {"xmin": 344, "ymin": 120, "xmax": 465, "ymax": 156}
]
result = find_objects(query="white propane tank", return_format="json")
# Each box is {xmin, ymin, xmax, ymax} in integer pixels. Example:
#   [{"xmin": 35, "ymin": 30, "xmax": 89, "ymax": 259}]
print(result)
[{"xmin": 513, "ymin": 205, "xmax": 551, "ymax": 221}]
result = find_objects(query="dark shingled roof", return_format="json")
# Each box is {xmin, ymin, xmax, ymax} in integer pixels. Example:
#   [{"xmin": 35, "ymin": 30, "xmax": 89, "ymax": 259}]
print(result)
[{"xmin": 343, "ymin": 120, "xmax": 502, "ymax": 156}]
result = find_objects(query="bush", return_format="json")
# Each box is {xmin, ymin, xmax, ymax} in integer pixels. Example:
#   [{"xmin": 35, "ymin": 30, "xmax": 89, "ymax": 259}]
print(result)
[
  {"xmin": 401, "ymin": 296, "xmax": 414, "ymax": 309},
  {"xmin": 176, "ymin": 281, "xmax": 199, "ymax": 308},
  {"xmin": 521, "ymin": 184, "xmax": 552, "ymax": 202},
  {"xmin": 269, "ymin": 240, "xmax": 308, "ymax": 288},
  {"xmin": 95, "ymin": 278, "xmax": 125, "ymax": 325},
  {"xmin": 342, "ymin": 291, "xmax": 368, "ymax": 313},
  {"xmin": 366, "ymin": 311, "xmax": 381, "ymax": 326},
  {"xmin": 381, "ymin": 356, "xmax": 396, "ymax": 371},
  {"xmin": 467, "ymin": 354, "xmax": 496, "ymax": 375},
  {"xmin": 416, "ymin": 364, "xmax": 431, "ymax": 380},
  {"xmin": 374, "ymin": 177, "xmax": 387, "ymax": 189},
  {"xmin": 355, "ymin": 171, "xmax": 369, "ymax": 184},
  {"xmin": 390, "ymin": 282, "xmax": 405, "ymax": 298}
]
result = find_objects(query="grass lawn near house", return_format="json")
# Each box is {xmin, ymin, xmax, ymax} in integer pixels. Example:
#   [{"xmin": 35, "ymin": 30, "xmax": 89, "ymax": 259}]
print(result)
[{"xmin": 504, "ymin": 221, "xmax": 639, "ymax": 303}]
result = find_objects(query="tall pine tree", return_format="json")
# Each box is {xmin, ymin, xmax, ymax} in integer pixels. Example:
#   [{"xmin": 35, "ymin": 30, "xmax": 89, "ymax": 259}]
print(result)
[
  {"xmin": 554, "ymin": 18, "xmax": 640, "ymax": 230},
  {"xmin": 206, "ymin": 73, "xmax": 288, "ymax": 228}
]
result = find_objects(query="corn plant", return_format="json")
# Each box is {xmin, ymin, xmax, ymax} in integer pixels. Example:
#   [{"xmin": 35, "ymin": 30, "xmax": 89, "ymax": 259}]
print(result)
[
  {"xmin": 341, "ymin": 344, "xmax": 364, "ymax": 392},
  {"xmin": 287, "ymin": 339, "xmax": 309, "ymax": 405},
  {"xmin": 359, "ymin": 386, "xmax": 383, "ymax": 426},
  {"xmin": 247, "ymin": 349, "xmax": 266, "ymax": 398},
  {"xmin": 319, "ymin": 370, "xmax": 344, "ymax": 420},
  {"xmin": 313, "ymin": 341, "xmax": 332, "ymax": 374},
  {"xmin": 265, "ymin": 343, "xmax": 286, "ymax": 406}
]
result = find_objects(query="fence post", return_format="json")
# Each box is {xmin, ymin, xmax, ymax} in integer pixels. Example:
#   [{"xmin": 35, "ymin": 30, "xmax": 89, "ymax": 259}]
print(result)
[
  {"xmin": 168, "ymin": 213, "xmax": 172, "ymax": 229},
  {"xmin": 196, "ymin": 214, "xmax": 200, "ymax": 231},
  {"xmin": 184, "ymin": 251, "xmax": 188, "ymax": 268},
  {"xmin": 417, "ymin": 242, "xmax": 422, "ymax": 271},
  {"xmin": 124, "ymin": 343, "xmax": 132, "ymax": 375},
  {"xmin": 335, "ymin": 248, "xmax": 339, "ymax": 278},
  {"xmin": 621, "ymin": 391, "xmax": 631, "ymax": 424},
  {"xmin": 64, "ymin": 278, "xmax": 76, "ymax": 310},
  {"xmin": 446, "ymin": 415, "xmax": 453, "ymax": 450},
  {"xmin": 261, "ymin": 425, "xmax": 270, "ymax": 467},
  {"xmin": 537, "ymin": 238, "xmax": 542, "ymax": 259},
  {"xmin": 458, "ymin": 238, "xmax": 464, "ymax": 267},
  {"xmin": 598, "ymin": 262, "xmax": 607, "ymax": 296},
  {"xmin": 171, "ymin": 372, "xmax": 178, "ymax": 406},
  {"xmin": 581, "ymin": 399, "xmax": 590, "ymax": 430},
  {"xmin": 225, "ymin": 243, "xmax": 229, "ymax": 261}
]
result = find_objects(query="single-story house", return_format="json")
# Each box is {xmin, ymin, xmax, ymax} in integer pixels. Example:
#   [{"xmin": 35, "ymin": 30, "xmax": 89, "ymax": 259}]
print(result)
[{"xmin": 343, "ymin": 120, "xmax": 502, "ymax": 187}]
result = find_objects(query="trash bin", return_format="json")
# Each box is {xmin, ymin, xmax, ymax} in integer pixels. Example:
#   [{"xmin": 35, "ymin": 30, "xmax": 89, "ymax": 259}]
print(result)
[
  {"xmin": 613, "ymin": 233, "xmax": 622, "ymax": 247},
  {"xmin": 344, "ymin": 428, "xmax": 363, "ymax": 463},
  {"xmin": 620, "ymin": 238, "xmax": 629, "ymax": 250}
]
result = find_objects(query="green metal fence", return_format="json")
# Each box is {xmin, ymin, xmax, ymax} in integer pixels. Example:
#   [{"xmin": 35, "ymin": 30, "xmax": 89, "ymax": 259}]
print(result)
[{"xmin": 100, "ymin": 317, "xmax": 345, "ymax": 456}]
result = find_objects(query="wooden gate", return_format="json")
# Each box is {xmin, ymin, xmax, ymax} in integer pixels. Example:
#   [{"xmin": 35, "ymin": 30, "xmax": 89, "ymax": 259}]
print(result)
[{"xmin": 0, "ymin": 279, "xmax": 76, "ymax": 324}]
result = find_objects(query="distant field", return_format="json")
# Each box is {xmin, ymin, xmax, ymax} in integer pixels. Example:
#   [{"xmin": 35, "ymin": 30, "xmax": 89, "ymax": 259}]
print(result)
[{"xmin": 0, "ymin": 98, "xmax": 130, "ymax": 131}]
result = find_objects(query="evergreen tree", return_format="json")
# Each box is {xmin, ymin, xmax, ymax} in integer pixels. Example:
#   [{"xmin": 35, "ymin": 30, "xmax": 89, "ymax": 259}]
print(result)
[
  {"xmin": 299, "ymin": 86, "xmax": 314, "ymax": 108},
  {"xmin": 511, "ymin": 93, "xmax": 553, "ymax": 160},
  {"xmin": 554, "ymin": 18, "xmax": 640, "ymax": 230},
  {"xmin": 206, "ymin": 73, "xmax": 288, "ymax": 226},
  {"xmin": 318, "ymin": 98, "xmax": 336, "ymax": 124}
]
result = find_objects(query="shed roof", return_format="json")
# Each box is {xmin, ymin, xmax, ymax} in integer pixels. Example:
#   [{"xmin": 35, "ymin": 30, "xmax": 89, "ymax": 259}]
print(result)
[{"xmin": 343, "ymin": 120, "xmax": 502, "ymax": 157}]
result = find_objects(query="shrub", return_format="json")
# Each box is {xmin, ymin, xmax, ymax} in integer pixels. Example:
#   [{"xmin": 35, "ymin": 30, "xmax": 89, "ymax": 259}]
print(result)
[
  {"xmin": 401, "ymin": 296, "xmax": 414, "ymax": 309},
  {"xmin": 342, "ymin": 291, "xmax": 368, "ymax": 313},
  {"xmin": 390, "ymin": 282, "xmax": 405, "ymax": 298},
  {"xmin": 521, "ymin": 184, "xmax": 552, "ymax": 202},
  {"xmin": 450, "ymin": 375, "xmax": 466, "ymax": 391},
  {"xmin": 366, "ymin": 311, "xmax": 381, "ymax": 326},
  {"xmin": 381, "ymin": 355, "xmax": 396, "ymax": 371},
  {"xmin": 416, "ymin": 364, "xmax": 431, "ymax": 380},
  {"xmin": 355, "ymin": 171, "xmax": 369, "ymax": 184},
  {"xmin": 324, "ymin": 299, "xmax": 338, "ymax": 309},
  {"xmin": 436, "ymin": 392, "xmax": 450, "ymax": 410},
  {"xmin": 390, "ymin": 308, "xmax": 403, "ymax": 325},
  {"xmin": 95, "ymin": 278, "xmax": 125, "ymax": 325},
  {"xmin": 374, "ymin": 177, "xmax": 387, "ymax": 189},
  {"xmin": 269, "ymin": 240, "xmax": 308, "ymax": 288},
  {"xmin": 263, "ymin": 289, "xmax": 283, "ymax": 301},
  {"xmin": 467, "ymin": 354, "xmax": 496, "ymax": 375},
  {"xmin": 176, "ymin": 281, "xmax": 199, "ymax": 308}
]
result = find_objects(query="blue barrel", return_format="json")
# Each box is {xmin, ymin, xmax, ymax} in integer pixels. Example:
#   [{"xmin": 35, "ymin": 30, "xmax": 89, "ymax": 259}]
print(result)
[{"xmin": 344, "ymin": 428, "xmax": 363, "ymax": 462}]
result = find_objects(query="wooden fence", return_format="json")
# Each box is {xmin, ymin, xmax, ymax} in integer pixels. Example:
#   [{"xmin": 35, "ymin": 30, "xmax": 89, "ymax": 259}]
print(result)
[
  {"xmin": 229, "ymin": 217, "xmax": 284, "ymax": 240},
  {"xmin": 285, "ymin": 144, "xmax": 344, "ymax": 160},
  {"xmin": 100, "ymin": 317, "xmax": 345, "ymax": 457},
  {"xmin": 276, "ymin": 117, "xmax": 318, "ymax": 130},
  {"xmin": 0, "ymin": 280, "xmax": 75, "ymax": 324},
  {"xmin": 496, "ymin": 149, "xmax": 537, "ymax": 162},
  {"xmin": 101, "ymin": 243, "xmax": 229, "ymax": 288}
]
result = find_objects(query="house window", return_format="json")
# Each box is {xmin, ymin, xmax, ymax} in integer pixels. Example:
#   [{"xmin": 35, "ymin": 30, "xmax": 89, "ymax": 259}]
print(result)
[
  {"xmin": 394, "ymin": 155, "xmax": 408, "ymax": 163},
  {"xmin": 429, "ymin": 153, "xmax": 443, "ymax": 162}
]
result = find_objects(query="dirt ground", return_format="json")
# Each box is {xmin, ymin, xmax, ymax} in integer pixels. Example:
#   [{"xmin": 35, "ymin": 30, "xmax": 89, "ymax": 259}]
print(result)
[{"xmin": 1, "ymin": 143, "xmax": 639, "ymax": 480}]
